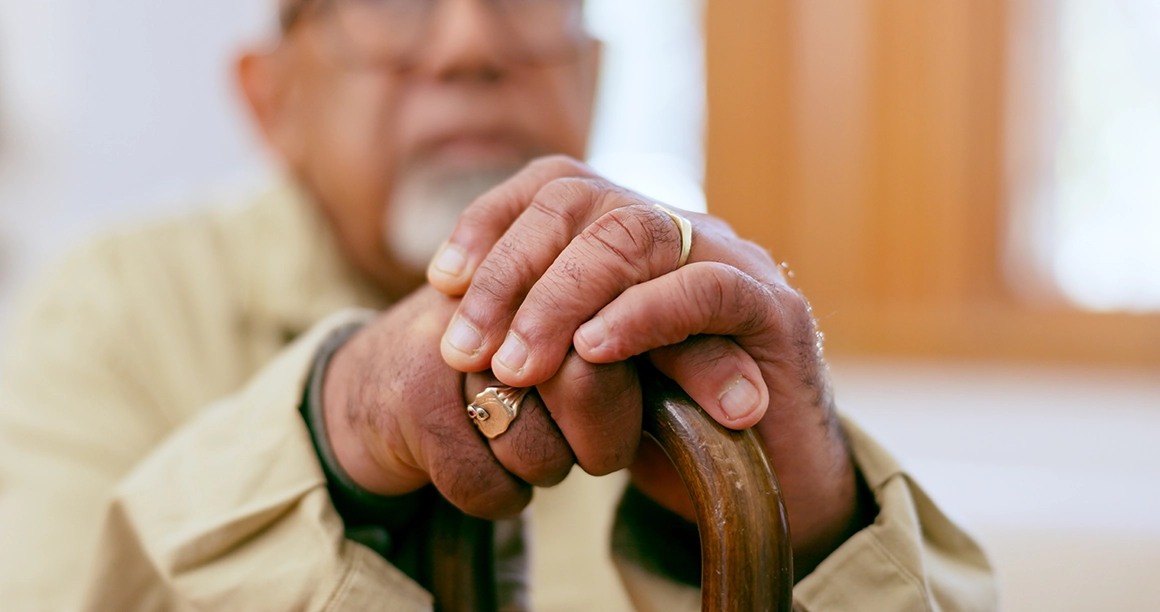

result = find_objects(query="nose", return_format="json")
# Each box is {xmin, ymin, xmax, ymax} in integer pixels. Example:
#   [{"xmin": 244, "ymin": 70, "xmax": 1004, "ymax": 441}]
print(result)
[{"xmin": 418, "ymin": 0, "xmax": 507, "ymax": 82}]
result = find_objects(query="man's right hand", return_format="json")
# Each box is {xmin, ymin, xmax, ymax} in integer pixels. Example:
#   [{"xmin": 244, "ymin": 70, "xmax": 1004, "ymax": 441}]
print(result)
[{"xmin": 321, "ymin": 285, "xmax": 643, "ymax": 519}]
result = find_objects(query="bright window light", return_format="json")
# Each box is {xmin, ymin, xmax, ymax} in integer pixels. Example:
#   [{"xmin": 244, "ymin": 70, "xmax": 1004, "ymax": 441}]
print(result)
[
  {"xmin": 1027, "ymin": 1, "xmax": 1160, "ymax": 312},
  {"xmin": 584, "ymin": 0, "xmax": 706, "ymax": 214}
]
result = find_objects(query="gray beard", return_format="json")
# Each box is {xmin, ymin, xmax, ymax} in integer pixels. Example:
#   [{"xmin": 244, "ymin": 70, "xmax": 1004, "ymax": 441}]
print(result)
[{"xmin": 383, "ymin": 163, "xmax": 522, "ymax": 273}]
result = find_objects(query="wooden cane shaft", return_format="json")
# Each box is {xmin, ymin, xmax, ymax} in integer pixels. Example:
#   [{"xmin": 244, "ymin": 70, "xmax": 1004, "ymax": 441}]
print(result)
[{"xmin": 641, "ymin": 374, "xmax": 794, "ymax": 612}]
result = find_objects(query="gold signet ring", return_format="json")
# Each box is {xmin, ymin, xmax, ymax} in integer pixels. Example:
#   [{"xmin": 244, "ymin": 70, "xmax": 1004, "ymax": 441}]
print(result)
[{"xmin": 468, "ymin": 386, "xmax": 531, "ymax": 440}]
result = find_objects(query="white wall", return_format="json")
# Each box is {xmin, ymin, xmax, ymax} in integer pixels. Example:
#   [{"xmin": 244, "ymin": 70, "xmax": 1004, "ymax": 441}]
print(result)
[
  {"xmin": 833, "ymin": 358, "xmax": 1160, "ymax": 612},
  {"xmin": 0, "ymin": 0, "xmax": 274, "ymax": 323}
]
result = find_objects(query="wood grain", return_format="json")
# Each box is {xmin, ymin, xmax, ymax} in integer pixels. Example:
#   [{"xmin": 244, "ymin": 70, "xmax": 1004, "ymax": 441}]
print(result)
[{"xmin": 641, "ymin": 374, "xmax": 794, "ymax": 612}]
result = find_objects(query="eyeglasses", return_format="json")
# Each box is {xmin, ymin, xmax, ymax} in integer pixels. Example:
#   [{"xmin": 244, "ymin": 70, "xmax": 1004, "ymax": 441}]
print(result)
[{"xmin": 281, "ymin": 0, "xmax": 587, "ymax": 66}]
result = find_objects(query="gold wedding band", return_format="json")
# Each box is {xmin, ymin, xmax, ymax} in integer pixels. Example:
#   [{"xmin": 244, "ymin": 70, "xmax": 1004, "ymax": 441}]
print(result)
[
  {"xmin": 468, "ymin": 386, "xmax": 531, "ymax": 440},
  {"xmin": 653, "ymin": 203, "xmax": 693, "ymax": 269}
]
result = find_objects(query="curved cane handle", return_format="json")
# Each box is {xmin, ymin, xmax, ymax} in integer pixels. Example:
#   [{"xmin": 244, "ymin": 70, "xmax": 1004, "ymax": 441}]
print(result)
[
  {"xmin": 429, "ymin": 373, "xmax": 794, "ymax": 611},
  {"xmin": 641, "ymin": 372, "xmax": 793, "ymax": 611}
]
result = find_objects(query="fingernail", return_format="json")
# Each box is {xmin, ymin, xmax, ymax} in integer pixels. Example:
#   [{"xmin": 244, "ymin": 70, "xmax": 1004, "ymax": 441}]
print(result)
[
  {"xmin": 495, "ymin": 332, "xmax": 529, "ymax": 373},
  {"xmin": 445, "ymin": 317, "xmax": 483, "ymax": 356},
  {"xmin": 577, "ymin": 317, "xmax": 606, "ymax": 350},
  {"xmin": 719, "ymin": 376, "xmax": 761, "ymax": 420},
  {"xmin": 431, "ymin": 243, "xmax": 467, "ymax": 277}
]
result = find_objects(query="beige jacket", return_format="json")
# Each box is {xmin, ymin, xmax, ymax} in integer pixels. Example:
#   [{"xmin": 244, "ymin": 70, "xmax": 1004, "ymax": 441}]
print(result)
[{"xmin": 0, "ymin": 181, "xmax": 995, "ymax": 611}]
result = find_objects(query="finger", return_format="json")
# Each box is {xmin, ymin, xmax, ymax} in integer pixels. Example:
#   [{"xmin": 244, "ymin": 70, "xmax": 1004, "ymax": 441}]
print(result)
[
  {"xmin": 648, "ymin": 336, "xmax": 768, "ymax": 429},
  {"xmin": 485, "ymin": 198, "xmax": 696, "ymax": 385},
  {"xmin": 464, "ymin": 373, "xmax": 574, "ymax": 488},
  {"xmin": 413, "ymin": 389, "xmax": 532, "ymax": 520},
  {"xmin": 574, "ymin": 261, "xmax": 821, "ymax": 429},
  {"xmin": 440, "ymin": 175, "xmax": 614, "ymax": 374},
  {"xmin": 573, "ymin": 261, "xmax": 792, "ymax": 366},
  {"xmin": 535, "ymin": 350, "xmax": 642, "ymax": 476},
  {"xmin": 427, "ymin": 155, "xmax": 597, "ymax": 295}
]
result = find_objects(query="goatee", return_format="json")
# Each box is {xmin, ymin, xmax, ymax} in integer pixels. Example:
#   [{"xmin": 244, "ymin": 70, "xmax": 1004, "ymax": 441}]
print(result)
[{"xmin": 383, "ymin": 162, "xmax": 523, "ymax": 273}]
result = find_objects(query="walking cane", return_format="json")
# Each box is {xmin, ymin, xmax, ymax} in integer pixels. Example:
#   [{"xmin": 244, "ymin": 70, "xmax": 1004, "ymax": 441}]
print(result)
[{"xmin": 427, "ymin": 371, "xmax": 794, "ymax": 611}]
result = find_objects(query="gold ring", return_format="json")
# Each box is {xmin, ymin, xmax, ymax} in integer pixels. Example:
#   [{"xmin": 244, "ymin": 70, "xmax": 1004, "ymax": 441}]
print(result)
[
  {"xmin": 468, "ymin": 386, "xmax": 531, "ymax": 440},
  {"xmin": 653, "ymin": 203, "xmax": 693, "ymax": 268}
]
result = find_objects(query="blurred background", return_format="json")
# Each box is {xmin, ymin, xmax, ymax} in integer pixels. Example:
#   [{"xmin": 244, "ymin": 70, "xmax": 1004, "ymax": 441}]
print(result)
[{"xmin": 1, "ymin": 0, "xmax": 1158, "ymax": 609}]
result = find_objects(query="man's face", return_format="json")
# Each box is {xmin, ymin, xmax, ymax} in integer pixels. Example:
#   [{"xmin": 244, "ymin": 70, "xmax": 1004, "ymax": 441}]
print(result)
[{"xmin": 245, "ymin": 0, "xmax": 600, "ymax": 297}]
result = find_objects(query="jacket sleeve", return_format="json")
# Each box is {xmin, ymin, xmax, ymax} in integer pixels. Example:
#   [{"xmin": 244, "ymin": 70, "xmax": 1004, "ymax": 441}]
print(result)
[
  {"xmin": 0, "ymin": 247, "xmax": 433, "ymax": 611},
  {"xmin": 73, "ymin": 310, "xmax": 434, "ymax": 611},
  {"xmin": 611, "ymin": 417, "xmax": 997, "ymax": 612}
]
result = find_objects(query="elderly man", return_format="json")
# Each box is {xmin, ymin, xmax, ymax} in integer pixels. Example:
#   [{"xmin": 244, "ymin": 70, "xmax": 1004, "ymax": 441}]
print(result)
[{"xmin": 0, "ymin": 0, "xmax": 994, "ymax": 610}]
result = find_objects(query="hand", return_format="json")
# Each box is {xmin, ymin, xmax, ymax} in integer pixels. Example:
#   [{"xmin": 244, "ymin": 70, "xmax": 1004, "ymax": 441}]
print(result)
[
  {"xmin": 321, "ymin": 285, "xmax": 643, "ymax": 520},
  {"xmin": 427, "ymin": 156, "xmax": 864, "ymax": 572}
]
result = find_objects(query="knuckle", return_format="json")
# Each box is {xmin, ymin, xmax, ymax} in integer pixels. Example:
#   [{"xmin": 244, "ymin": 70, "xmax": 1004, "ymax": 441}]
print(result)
[
  {"xmin": 738, "ymin": 274, "xmax": 775, "ymax": 335},
  {"xmin": 508, "ymin": 399, "xmax": 574, "ymax": 476},
  {"xmin": 525, "ymin": 155, "xmax": 595, "ymax": 185},
  {"xmin": 439, "ymin": 453, "xmax": 492, "ymax": 503},
  {"xmin": 519, "ymin": 462, "xmax": 573, "ymax": 488},
  {"xmin": 582, "ymin": 204, "xmax": 664, "ymax": 275},
  {"xmin": 771, "ymin": 287, "xmax": 829, "ymax": 407},
  {"xmin": 637, "ymin": 203, "xmax": 680, "ymax": 246},
  {"xmin": 579, "ymin": 442, "xmax": 636, "ymax": 476},
  {"xmin": 470, "ymin": 242, "xmax": 533, "ymax": 306},
  {"xmin": 639, "ymin": 204, "xmax": 687, "ymax": 271},
  {"xmin": 686, "ymin": 262, "xmax": 732, "ymax": 324},
  {"xmin": 686, "ymin": 263, "xmax": 776, "ymax": 337},
  {"xmin": 562, "ymin": 357, "xmax": 609, "ymax": 391},
  {"xmin": 529, "ymin": 154, "xmax": 587, "ymax": 175},
  {"xmin": 522, "ymin": 276, "xmax": 573, "ymax": 321},
  {"xmin": 505, "ymin": 438, "xmax": 573, "ymax": 487},
  {"xmin": 468, "ymin": 264, "xmax": 516, "ymax": 307},
  {"xmin": 547, "ymin": 359, "xmax": 641, "ymax": 476},
  {"xmin": 454, "ymin": 474, "xmax": 529, "ymax": 519},
  {"xmin": 776, "ymin": 284, "xmax": 814, "ymax": 333},
  {"xmin": 576, "ymin": 411, "xmax": 640, "ymax": 475},
  {"xmin": 579, "ymin": 387, "xmax": 641, "ymax": 474},
  {"xmin": 534, "ymin": 177, "xmax": 601, "ymax": 215},
  {"xmin": 552, "ymin": 253, "xmax": 586, "ymax": 288},
  {"xmin": 420, "ymin": 418, "xmax": 530, "ymax": 518},
  {"xmin": 423, "ymin": 432, "xmax": 507, "ymax": 516},
  {"xmin": 529, "ymin": 179, "xmax": 589, "ymax": 228},
  {"xmin": 681, "ymin": 336, "xmax": 738, "ymax": 373},
  {"xmin": 789, "ymin": 294, "xmax": 821, "ymax": 353},
  {"xmin": 561, "ymin": 360, "xmax": 636, "ymax": 412},
  {"xmin": 714, "ymin": 265, "xmax": 776, "ymax": 337},
  {"xmin": 586, "ymin": 218, "xmax": 645, "ymax": 270}
]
